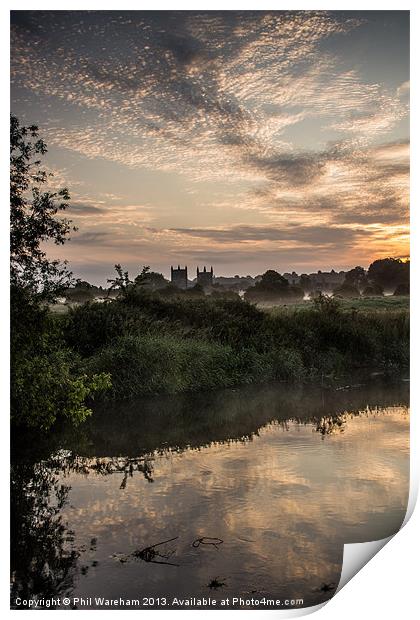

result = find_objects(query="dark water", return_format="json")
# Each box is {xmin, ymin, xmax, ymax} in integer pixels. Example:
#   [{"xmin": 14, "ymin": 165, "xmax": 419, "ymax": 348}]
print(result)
[{"xmin": 11, "ymin": 378, "xmax": 409, "ymax": 610}]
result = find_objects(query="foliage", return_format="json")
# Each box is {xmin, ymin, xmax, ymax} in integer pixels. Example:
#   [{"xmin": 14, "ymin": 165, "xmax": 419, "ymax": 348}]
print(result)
[
  {"xmin": 65, "ymin": 291, "xmax": 264, "ymax": 355},
  {"xmin": 12, "ymin": 348, "xmax": 111, "ymax": 430},
  {"xmin": 82, "ymin": 334, "xmax": 241, "ymax": 398},
  {"xmin": 64, "ymin": 280, "xmax": 100, "ymax": 303},
  {"xmin": 210, "ymin": 288, "xmax": 240, "ymax": 300},
  {"xmin": 10, "ymin": 115, "xmax": 75, "ymax": 300},
  {"xmin": 134, "ymin": 266, "xmax": 168, "ymax": 290},
  {"xmin": 311, "ymin": 293, "xmax": 341, "ymax": 315},
  {"xmin": 333, "ymin": 282, "xmax": 360, "ymax": 298},
  {"xmin": 244, "ymin": 269, "xmax": 304, "ymax": 302},
  {"xmin": 344, "ymin": 266, "xmax": 367, "ymax": 292},
  {"xmin": 362, "ymin": 283, "xmax": 384, "ymax": 297},
  {"xmin": 394, "ymin": 282, "xmax": 409, "ymax": 296},
  {"xmin": 368, "ymin": 257, "xmax": 409, "ymax": 290},
  {"xmin": 106, "ymin": 263, "xmax": 133, "ymax": 298},
  {"xmin": 11, "ymin": 291, "xmax": 111, "ymax": 430},
  {"xmin": 64, "ymin": 299, "xmax": 155, "ymax": 356},
  {"xmin": 10, "ymin": 117, "xmax": 111, "ymax": 430},
  {"xmin": 299, "ymin": 274, "xmax": 312, "ymax": 292},
  {"xmin": 63, "ymin": 288, "xmax": 409, "ymax": 400}
]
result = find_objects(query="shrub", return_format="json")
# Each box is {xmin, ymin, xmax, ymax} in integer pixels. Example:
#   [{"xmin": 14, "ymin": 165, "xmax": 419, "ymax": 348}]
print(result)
[
  {"xmin": 83, "ymin": 334, "xmax": 242, "ymax": 399},
  {"xmin": 11, "ymin": 348, "xmax": 111, "ymax": 430},
  {"xmin": 58, "ymin": 291, "xmax": 409, "ymax": 405},
  {"xmin": 11, "ymin": 287, "xmax": 111, "ymax": 430}
]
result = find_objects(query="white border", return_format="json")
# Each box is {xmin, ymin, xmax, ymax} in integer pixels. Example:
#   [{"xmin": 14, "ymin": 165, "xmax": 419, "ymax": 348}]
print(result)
[{"xmin": 1, "ymin": 2, "xmax": 417, "ymax": 618}]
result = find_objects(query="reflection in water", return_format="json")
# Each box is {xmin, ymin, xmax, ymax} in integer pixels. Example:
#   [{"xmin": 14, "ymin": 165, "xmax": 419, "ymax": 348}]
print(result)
[
  {"xmin": 10, "ymin": 462, "xmax": 79, "ymax": 603},
  {"xmin": 11, "ymin": 378, "xmax": 409, "ymax": 609}
]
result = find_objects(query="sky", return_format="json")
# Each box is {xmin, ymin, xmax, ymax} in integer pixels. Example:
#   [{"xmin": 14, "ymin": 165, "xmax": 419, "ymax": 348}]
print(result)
[{"xmin": 10, "ymin": 10, "xmax": 410, "ymax": 284}]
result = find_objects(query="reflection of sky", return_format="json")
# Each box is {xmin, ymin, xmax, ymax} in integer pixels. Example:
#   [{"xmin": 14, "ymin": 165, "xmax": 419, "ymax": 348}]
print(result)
[
  {"xmin": 10, "ymin": 11, "xmax": 409, "ymax": 283},
  {"xmin": 57, "ymin": 406, "xmax": 409, "ymax": 608}
]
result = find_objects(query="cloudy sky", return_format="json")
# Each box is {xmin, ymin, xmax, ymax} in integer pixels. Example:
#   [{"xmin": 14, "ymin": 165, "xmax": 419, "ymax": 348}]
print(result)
[{"xmin": 11, "ymin": 10, "xmax": 409, "ymax": 283}]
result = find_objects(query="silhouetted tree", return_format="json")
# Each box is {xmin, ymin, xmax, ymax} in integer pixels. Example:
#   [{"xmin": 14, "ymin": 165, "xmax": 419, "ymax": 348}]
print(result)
[
  {"xmin": 362, "ymin": 283, "xmax": 384, "ymax": 297},
  {"xmin": 260, "ymin": 270, "xmax": 289, "ymax": 289},
  {"xmin": 344, "ymin": 266, "xmax": 367, "ymax": 292},
  {"xmin": 10, "ymin": 117, "xmax": 111, "ymax": 429},
  {"xmin": 134, "ymin": 266, "xmax": 167, "ymax": 290},
  {"xmin": 300, "ymin": 274, "xmax": 312, "ymax": 292},
  {"xmin": 107, "ymin": 264, "xmax": 133, "ymax": 297},
  {"xmin": 245, "ymin": 269, "xmax": 301, "ymax": 301},
  {"xmin": 333, "ymin": 282, "xmax": 360, "ymax": 298},
  {"xmin": 368, "ymin": 258, "xmax": 409, "ymax": 290},
  {"xmin": 393, "ymin": 282, "xmax": 409, "ymax": 296},
  {"xmin": 10, "ymin": 115, "xmax": 75, "ymax": 300}
]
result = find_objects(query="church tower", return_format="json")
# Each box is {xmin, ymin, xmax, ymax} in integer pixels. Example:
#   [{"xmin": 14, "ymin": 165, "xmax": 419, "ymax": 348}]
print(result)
[
  {"xmin": 196, "ymin": 266, "xmax": 214, "ymax": 288},
  {"xmin": 171, "ymin": 265, "xmax": 188, "ymax": 289}
]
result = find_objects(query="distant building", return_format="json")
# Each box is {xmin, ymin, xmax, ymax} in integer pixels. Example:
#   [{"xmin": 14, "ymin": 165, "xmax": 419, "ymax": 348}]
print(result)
[
  {"xmin": 197, "ymin": 266, "xmax": 214, "ymax": 288},
  {"xmin": 171, "ymin": 265, "xmax": 188, "ymax": 290}
]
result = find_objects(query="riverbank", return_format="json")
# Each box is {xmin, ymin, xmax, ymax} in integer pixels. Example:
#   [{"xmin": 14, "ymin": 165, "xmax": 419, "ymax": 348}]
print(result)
[{"xmin": 61, "ymin": 292, "xmax": 409, "ymax": 401}]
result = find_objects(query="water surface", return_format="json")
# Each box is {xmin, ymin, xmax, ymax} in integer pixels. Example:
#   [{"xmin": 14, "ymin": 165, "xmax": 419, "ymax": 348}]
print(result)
[{"xmin": 11, "ymin": 378, "xmax": 409, "ymax": 609}]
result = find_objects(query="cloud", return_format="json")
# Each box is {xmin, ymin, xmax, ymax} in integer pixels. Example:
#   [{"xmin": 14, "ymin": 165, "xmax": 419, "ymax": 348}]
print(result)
[
  {"xmin": 70, "ymin": 231, "xmax": 111, "ymax": 245},
  {"xmin": 69, "ymin": 202, "xmax": 106, "ymax": 216},
  {"xmin": 12, "ymin": 11, "xmax": 398, "ymax": 183},
  {"xmin": 167, "ymin": 224, "xmax": 363, "ymax": 246},
  {"xmin": 11, "ymin": 11, "xmax": 409, "ymax": 277},
  {"xmin": 246, "ymin": 140, "xmax": 409, "ymax": 226}
]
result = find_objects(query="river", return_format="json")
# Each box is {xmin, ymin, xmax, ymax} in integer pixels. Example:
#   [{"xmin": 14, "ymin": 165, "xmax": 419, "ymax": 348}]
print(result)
[{"xmin": 11, "ymin": 376, "xmax": 409, "ymax": 610}]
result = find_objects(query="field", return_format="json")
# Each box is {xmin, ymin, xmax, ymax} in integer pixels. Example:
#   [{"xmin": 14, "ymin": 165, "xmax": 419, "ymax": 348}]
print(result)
[
  {"xmin": 50, "ymin": 294, "xmax": 410, "ymax": 316},
  {"xmin": 262, "ymin": 295, "xmax": 410, "ymax": 314}
]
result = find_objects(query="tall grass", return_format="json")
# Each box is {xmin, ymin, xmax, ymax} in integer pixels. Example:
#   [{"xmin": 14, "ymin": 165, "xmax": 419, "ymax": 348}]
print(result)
[{"xmin": 63, "ymin": 293, "xmax": 409, "ymax": 400}]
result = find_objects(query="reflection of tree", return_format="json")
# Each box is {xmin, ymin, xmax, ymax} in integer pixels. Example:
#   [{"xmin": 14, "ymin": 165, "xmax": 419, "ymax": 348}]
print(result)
[
  {"xmin": 10, "ymin": 449, "xmax": 157, "ymax": 602},
  {"xmin": 10, "ymin": 461, "xmax": 79, "ymax": 606},
  {"xmin": 315, "ymin": 415, "xmax": 346, "ymax": 436},
  {"xmin": 49, "ymin": 452, "xmax": 155, "ymax": 486},
  {"xmin": 76, "ymin": 378, "xmax": 409, "ymax": 458},
  {"xmin": 312, "ymin": 406, "xmax": 389, "ymax": 437}
]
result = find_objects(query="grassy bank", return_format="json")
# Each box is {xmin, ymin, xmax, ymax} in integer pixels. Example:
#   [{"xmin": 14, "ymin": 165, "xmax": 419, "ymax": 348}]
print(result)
[
  {"xmin": 58, "ymin": 292, "xmax": 409, "ymax": 401},
  {"xmin": 264, "ymin": 295, "xmax": 410, "ymax": 313}
]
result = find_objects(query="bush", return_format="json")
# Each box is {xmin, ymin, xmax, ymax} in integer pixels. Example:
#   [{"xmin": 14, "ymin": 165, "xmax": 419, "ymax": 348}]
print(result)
[
  {"xmin": 11, "ymin": 287, "xmax": 111, "ymax": 430},
  {"xmin": 64, "ymin": 300, "xmax": 157, "ymax": 356},
  {"xmin": 11, "ymin": 348, "xmax": 111, "ymax": 430},
  {"xmin": 57, "ymin": 290, "xmax": 409, "ymax": 405},
  {"xmin": 83, "ymin": 334, "xmax": 241, "ymax": 398},
  {"xmin": 64, "ymin": 294, "xmax": 265, "ymax": 353}
]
